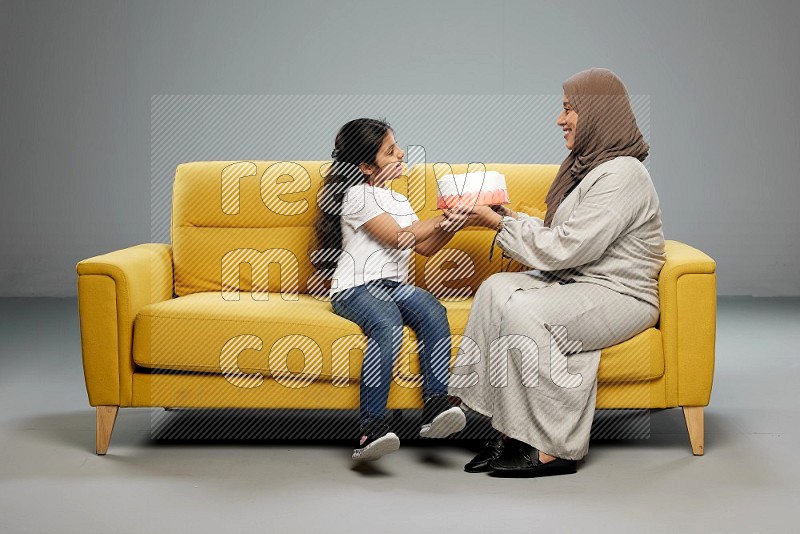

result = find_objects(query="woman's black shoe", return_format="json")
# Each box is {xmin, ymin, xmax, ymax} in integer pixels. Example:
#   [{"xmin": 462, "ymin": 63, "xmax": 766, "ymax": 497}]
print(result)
[
  {"xmin": 488, "ymin": 439, "xmax": 577, "ymax": 478},
  {"xmin": 464, "ymin": 437, "xmax": 505, "ymax": 473}
]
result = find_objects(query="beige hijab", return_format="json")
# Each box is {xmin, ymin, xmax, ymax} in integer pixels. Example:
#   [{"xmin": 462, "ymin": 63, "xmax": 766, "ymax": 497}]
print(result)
[{"xmin": 543, "ymin": 68, "xmax": 649, "ymax": 227}]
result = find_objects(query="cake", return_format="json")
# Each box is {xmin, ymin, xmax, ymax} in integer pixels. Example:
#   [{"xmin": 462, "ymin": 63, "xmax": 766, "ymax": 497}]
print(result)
[{"xmin": 436, "ymin": 170, "xmax": 509, "ymax": 209}]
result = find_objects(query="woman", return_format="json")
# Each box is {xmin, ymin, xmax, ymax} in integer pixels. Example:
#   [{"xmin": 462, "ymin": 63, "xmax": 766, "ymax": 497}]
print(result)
[{"xmin": 440, "ymin": 68, "xmax": 667, "ymax": 478}]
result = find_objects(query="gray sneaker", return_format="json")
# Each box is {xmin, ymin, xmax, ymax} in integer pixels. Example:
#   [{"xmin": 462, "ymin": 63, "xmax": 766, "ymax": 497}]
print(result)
[
  {"xmin": 419, "ymin": 396, "xmax": 466, "ymax": 438},
  {"xmin": 352, "ymin": 420, "xmax": 400, "ymax": 461}
]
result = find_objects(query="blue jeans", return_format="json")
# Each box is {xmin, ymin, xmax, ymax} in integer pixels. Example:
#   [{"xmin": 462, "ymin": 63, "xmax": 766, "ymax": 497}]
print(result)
[{"xmin": 331, "ymin": 279, "xmax": 451, "ymax": 426}]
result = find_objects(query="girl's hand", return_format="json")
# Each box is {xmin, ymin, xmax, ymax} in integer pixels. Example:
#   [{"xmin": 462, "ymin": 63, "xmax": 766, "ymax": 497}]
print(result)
[
  {"xmin": 436, "ymin": 207, "xmax": 470, "ymax": 232},
  {"xmin": 437, "ymin": 204, "xmax": 501, "ymax": 231}
]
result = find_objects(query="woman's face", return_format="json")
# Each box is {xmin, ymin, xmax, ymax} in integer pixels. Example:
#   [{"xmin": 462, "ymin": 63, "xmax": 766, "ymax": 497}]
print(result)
[
  {"xmin": 362, "ymin": 131, "xmax": 406, "ymax": 186},
  {"xmin": 556, "ymin": 96, "xmax": 578, "ymax": 150}
]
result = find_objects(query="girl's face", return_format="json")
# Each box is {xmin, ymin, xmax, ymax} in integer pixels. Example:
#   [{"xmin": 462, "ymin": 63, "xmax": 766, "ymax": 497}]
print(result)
[
  {"xmin": 556, "ymin": 95, "xmax": 579, "ymax": 150},
  {"xmin": 361, "ymin": 131, "xmax": 406, "ymax": 186}
]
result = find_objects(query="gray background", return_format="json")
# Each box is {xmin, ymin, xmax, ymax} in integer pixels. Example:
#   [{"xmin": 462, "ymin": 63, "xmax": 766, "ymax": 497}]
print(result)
[{"xmin": 2, "ymin": 0, "xmax": 798, "ymax": 297}]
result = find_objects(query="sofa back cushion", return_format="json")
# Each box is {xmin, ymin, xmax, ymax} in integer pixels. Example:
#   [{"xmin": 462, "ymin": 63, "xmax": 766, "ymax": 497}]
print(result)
[
  {"xmin": 171, "ymin": 160, "xmax": 558, "ymax": 298},
  {"xmin": 172, "ymin": 160, "xmax": 329, "ymax": 297}
]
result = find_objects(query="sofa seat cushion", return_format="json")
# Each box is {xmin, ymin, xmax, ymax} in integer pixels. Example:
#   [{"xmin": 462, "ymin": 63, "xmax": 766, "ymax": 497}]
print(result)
[
  {"xmin": 597, "ymin": 327, "xmax": 664, "ymax": 382},
  {"xmin": 133, "ymin": 293, "xmax": 471, "ymax": 383},
  {"xmin": 132, "ymin": 292, "xmax": 663, "ymax": 384}
]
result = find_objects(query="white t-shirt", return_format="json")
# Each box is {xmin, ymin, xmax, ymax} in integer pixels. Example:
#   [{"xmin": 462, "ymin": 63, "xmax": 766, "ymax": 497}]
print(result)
[{"xmin": 329, "ymin": 183, "xmax": 419, "ymax": 296}]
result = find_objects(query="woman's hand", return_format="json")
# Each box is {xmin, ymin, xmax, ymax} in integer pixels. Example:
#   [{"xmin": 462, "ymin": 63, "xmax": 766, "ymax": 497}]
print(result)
[{"xmin": 490, "ymin": 204, "xmax": 515, "ymax": 218}]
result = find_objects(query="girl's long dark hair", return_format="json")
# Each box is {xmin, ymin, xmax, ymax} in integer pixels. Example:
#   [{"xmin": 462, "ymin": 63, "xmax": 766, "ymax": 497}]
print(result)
[{"xmin": 313, "ymin": 118, "xmax": 392, "ymax": 264}]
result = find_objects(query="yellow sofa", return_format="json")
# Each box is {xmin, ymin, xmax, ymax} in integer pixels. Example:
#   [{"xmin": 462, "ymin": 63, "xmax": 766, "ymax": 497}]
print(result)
[{"xmin": 76, "ymin": 160, "xmax": 716, "ymax": 455}]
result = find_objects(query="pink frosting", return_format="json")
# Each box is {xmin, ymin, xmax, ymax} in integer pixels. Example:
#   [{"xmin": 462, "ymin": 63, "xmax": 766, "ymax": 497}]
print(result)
[{"xmin": 437, "ymin": 187, "xmax": 509, "ymax": 209}]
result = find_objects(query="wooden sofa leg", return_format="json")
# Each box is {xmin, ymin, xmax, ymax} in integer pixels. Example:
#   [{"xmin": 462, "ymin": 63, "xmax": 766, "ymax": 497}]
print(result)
[
  {"xmin": 96, "ymin": 406, "xmax": 119, "ymax": 455},
  {"xmin": 682, "ymin": 406, "xmax": 704, "ymax": 456}
]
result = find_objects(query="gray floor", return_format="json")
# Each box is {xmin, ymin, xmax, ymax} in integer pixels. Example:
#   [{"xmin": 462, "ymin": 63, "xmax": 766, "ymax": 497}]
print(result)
[{"xmin": 1, "ymin": 296, "xmax": 798, "ymax": 533}]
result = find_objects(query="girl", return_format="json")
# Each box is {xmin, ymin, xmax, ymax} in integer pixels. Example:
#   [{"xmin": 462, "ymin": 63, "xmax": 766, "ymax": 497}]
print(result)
[{"xmin": 314, "ymin": 118, "xmax": 466, "ymax": 461}]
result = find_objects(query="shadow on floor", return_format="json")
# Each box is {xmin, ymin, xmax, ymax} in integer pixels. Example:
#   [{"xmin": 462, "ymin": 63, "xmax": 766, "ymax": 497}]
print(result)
[{"xmin": 10, "ymin": 406, "xmax": 729, "ymax": 458}]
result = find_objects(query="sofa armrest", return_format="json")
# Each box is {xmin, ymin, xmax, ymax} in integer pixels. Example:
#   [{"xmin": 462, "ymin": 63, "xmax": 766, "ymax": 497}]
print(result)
[
  {"xmin": 76, "ymin": 243, "xmax": 174, "ymax": 406},
  {"xmin": 658, "ymin": 240, "xmax": 717, "ymax": 406}
]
